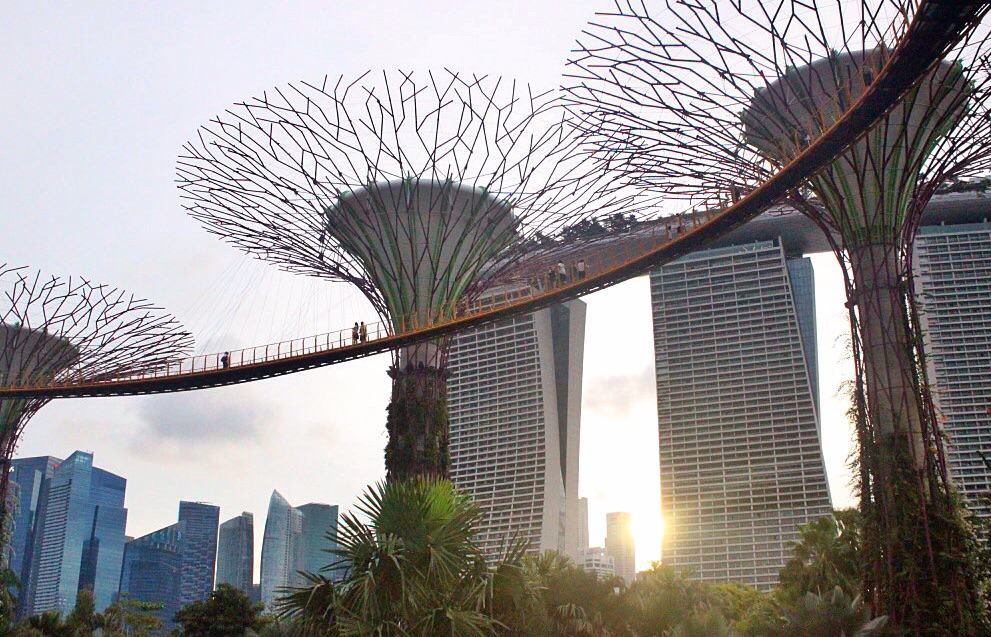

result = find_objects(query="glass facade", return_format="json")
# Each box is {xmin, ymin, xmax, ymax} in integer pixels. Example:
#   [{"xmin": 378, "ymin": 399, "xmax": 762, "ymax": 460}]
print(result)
[
  {"xmin": 259, "ymin": 490, "xmax": 302, "ymax": 609},
  {"xmin": 216, "ymin": 512, "xmax": 254, "ymax": 593},
  {"xmin": 177, "ymin": 501, "xmax": 219, "ymax": 607},
  {"xmin": 260, "ymin": 492, "xmax": 340, "ymax": 607},
  {"xmin": 30, "ymin": 451, "xmax": 127, "ymax": 613},
  {"xmin": 119, "ymin": 523, "xmax": 182, "ymax": 629},
  {"xmin": 651, "ymin": 241, "xmax": 832, "ymax": 590},
  {"xmin": 7, "ymin": 456, "xmax": 59, "ymax": 617},
  {"xmin": 297, "ymin": 503, "xmax": 339, "ymax": 578}
]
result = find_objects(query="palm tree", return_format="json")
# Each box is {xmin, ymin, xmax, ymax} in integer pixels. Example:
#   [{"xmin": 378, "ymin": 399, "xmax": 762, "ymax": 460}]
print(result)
[
  {"xmin": 779, "ymin": 510, "xmax": 861, "ymax": 596},
  {"xmin": 781, "ymin": 587, "xmax": 887, "ymax": 637},
  {"xmin": 669, "ymin": 609, "xmax": 736, "ymax": 637},
  {"xmin": 277, "ymin": 478, "xmax": 533, "ymax": 637}
]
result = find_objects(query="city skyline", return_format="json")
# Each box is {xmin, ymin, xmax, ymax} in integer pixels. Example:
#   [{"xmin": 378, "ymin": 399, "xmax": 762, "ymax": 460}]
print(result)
[{"xmin": 6, "ymin": 0, "xmax": 981, "ymax": 580}]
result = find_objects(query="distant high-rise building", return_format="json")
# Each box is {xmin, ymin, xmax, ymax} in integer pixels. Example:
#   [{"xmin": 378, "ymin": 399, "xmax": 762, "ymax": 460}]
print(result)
[
  {"xmin": 651, "ymin": 240, "xmax": 832, "ymax": 590},
  {"xmin": 260, "ymin": 493, "xmax": 340, "ymax": 608},
  {"xmin": 177, "ymin": 501, "xmax": 220, "ymax": 607},
  {"xmin": 7, "ymin": 456, "xmax": 59, "ymax": 616},
  {"xmin": 216, "ymin": 512, "xmax": 254, "ymax": 593},
  {"xmin": 605, "ymin": 512, "xmax": 635, "ymax": 584},
  {"xmin": 447, "ymin": 288, "xmax": 586, "ymax": 559},
  {"xmin": 577, "ymin": 497, "xmax": 589, "ymax": 552},
  {"xmin": 297, "ymin": 503, "xmax": 339, "ymax": 576},
  {"xmin": 119, "ymin": 523, "xmax": 182, "ymax": 629},
  {"xmin": 579, "ymin": 546, "xmax": 616, "ymax": 580},
  {"xmin": 914, "ymin": 220, "xmax": 991, "ymax": 522},
  {"xmin": 30, "ymin": 451, "xmax": 127, "ymax": 614},
  {"xmin": 259, "ymin": 491, "xmax": 302, "ymax": 608}
]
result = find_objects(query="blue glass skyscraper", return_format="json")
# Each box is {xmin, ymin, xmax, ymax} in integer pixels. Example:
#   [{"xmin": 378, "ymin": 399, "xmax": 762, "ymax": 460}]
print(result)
[
  {"xmin": 216, "ymin": 512, "xmax": 253, "ymax": 593},
  {"xmin": 177, "ymin": 501, "xmax": 219, "ymax": 607},
  {"xmin": 259, "ymin": 491, "xmax": 301, "ymax": 609},
  {"xmin": 119, "ymin": 524, "xmax": 182, "ymax": 628},
  {"xmin": 260, "ymin": 493, "xmax": 341, "ymax": 608},
  {"xmin": 297, "ymin": 503, "xmax": 339, "ymax": 577},
  {"xmin": 7, "ymin": 456, "xmax": 59, "ymax": 616},
  {"xmin": 30, "ymin": 451, "xmax": 127, "ymax": 614}
]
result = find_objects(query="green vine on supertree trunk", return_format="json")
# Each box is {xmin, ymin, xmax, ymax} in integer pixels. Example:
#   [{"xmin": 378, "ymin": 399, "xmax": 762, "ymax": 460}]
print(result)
[
  {"xmin": 384, "ymin": 364, "xmax": 450, "ymax": 482},
  {"xmin": 846, "ymin": 293, "xmax": 991, "ymax": 636}
]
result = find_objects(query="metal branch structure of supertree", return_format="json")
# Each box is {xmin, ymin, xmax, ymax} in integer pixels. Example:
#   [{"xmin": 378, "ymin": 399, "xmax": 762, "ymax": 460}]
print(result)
[
  {"xmin": 176, "ymin": 69, "xmax": 647, "ymax": 482},
  {"xmin": 0, "ymin": 264, "xmax": 193, "ymax": 562},
  {"xmin": 566, "ymin": 1, "xmax": 991, "ymax": 632}
]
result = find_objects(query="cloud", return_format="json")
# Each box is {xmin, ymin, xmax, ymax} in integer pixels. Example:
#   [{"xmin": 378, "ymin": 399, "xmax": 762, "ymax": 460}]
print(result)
[
  {"xmin": 584, "ymin": 366, "xmax": 656, "ymax": 420},
  {"xmin": 134, "ymin": 388, "xmax": 271, "ymax": 446}
]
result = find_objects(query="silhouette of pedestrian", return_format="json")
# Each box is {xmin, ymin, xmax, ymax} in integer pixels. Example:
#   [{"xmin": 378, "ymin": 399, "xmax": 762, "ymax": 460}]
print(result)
[
  {"xmin": 576, "ymin": 258, "xmax": 587, "ymax": 280},
  {"xmin": 548, "ymin": 267, "xmax": 557, "ymax": 287},
  {"xmin": 352, "ymin": 322, "xmax": 360, "ymax": 345},
  {"xmin": 221, "ymin": 352, "xmax": 230, "ymax": 369},
  {"xmin": 557, "ymin": 261, "xmax": 567, "ymax": 283},
  {"xmin": 359, "ymin": 321, "xmax": 368, "ymax": 343}
]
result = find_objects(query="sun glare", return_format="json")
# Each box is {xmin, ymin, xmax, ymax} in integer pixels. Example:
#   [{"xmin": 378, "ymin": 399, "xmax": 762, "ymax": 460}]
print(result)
[{"xmin": 632, "ymin": 509, "xmax": 664, "ymax": 571}]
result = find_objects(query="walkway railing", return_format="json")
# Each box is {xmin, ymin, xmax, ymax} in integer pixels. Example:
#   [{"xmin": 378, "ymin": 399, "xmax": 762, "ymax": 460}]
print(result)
[
  {"xmin": 3, "ymin": 0, "xmax": 983, "ymax": 398},
  {"xmin": 4, "ymin": 212, "xmax": 712, "ymax": 392}
]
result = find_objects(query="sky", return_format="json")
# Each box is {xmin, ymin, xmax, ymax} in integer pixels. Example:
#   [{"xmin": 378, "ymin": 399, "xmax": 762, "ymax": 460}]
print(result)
[{"xmin": 1, "ymin": 1, "xmax": 858, "ymax": 573}]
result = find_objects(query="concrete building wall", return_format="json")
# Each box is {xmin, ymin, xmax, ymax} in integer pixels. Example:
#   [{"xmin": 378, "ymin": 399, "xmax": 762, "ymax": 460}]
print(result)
[
  {"xmin": 651, "ymin": 240, "xmax": 832, "ymax": 590},
  {"xmin": 447, "ymin": 290, "xmax": 585, "ymax": 559},
  {"xmin": 915, "ymin": 221, "xmax": 991, "ymax": 522}
]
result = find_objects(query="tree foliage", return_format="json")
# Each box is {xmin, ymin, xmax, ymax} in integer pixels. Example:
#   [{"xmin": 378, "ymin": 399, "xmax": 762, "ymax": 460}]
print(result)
[
  {"xmin": 270, "ymin": 482, "xmax": 906, "ymax": 637},
  {"xmin": 778, "ymin": 509, "xmax": 861, "ymax": 597},
  {"xmin": 277, "ymin": 478, "xmax": 532, "ymax": 637},
  {"xmin": 173, "ymin": 584, "xmax": 263, "ymax": 637},
  {"xmin": 9, "ymin": 589, "xmax": 162, "ymax": 637}
]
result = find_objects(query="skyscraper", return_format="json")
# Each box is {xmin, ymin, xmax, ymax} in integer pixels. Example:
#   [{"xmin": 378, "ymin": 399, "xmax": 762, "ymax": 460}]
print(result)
[
  {"xmin": 7, "ymin": 456, "xmax": 59, "ymax": 616},
  {"xmin": 651, "ymin": 240, "xmax": 832, "ymax": 590},
  {"xmin": 297, "ymin": 503, "xmax": 339, "ymax": 576},
  {"xmin": 260, "ymin": 491, "xmax": 301, "ymax": 607},
  {"xmin": 577, "ymin": 497, "xmax": 589, "ymax": 553},
  {"xmin": 914, "ymin": 218, "xmax": 991, "ymax": 522},
  {"xmin": 605, "ymin": 512, "xmax": 635, "ymax": 584},
  {"xmin": 177, "ymin": 501, "xmax": 219, "ymax": 607},
  {"xmin": 260, "ymin": 492, "xmax": 342, "ymax": 608},
  {"xmin": 119, "ymin": 523, "xmax": 182, "ymax": 629},
  {"xmin": 216, "ymin": 512, "xmax": 254, "ymax": 593},
  {"xmin": 447, "ymin": 289, "xmax": 586, "ymax": 559},
  {"xmin": 30, "ymin": 451, "xmax": 128, "ymax": 614}
]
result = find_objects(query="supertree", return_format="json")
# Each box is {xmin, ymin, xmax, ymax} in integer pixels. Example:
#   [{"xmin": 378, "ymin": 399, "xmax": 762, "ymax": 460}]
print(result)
[
  {"xmin": 0, "ymin": 264, "xmax": 193, "ymax": 562},
  {"xmin": 176, "ymin": 70, "xmax": 644, "ymax": 483},
  {"xmin": 565, "ymin": 1, "xmax": 991, "ymax": 633}
]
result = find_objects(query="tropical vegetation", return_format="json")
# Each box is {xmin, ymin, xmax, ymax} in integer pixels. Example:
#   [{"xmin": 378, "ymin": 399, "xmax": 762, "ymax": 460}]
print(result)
[
  {"xmin": 271, "ymin": 479, "xmax": 900, "ymax": 637},
  {"xmin": 8, "ymin": 481, "xmax": 986, "ymax": 636}
]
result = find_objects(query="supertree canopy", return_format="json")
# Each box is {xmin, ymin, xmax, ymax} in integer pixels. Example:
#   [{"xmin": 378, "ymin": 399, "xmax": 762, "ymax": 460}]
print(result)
[
  {"xmin": 566, "ymin": 1, "xmax": 991, "ymax": 633},
  {"xmin": 741, "ymin": 53, "xmax": 969, "ymax": 470},
  {"xmin": 177, "ymin": 69, "xmax": 644, "ymax": 482},
  {"xmin": 0, "ymin": 264, "xmax": 193, "ymax": 559}
]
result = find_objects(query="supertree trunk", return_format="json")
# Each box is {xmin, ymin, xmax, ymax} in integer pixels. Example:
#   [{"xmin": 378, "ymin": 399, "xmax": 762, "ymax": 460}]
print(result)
[
  {"xmin": 384, "ymin": 364, "xmax": 449, "ymax": 482},
  {"xmin": 849, "ymin": 244, "xmax": 928, "ymax": 473},
  {"xmin": 842, "ymin": 246, "xmax": 988, "ymax": 635}
]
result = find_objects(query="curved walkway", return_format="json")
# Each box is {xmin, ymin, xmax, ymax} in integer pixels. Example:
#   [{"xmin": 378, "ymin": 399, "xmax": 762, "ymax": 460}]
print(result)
[{"xmin": 2, "ymin": 0, "xmax": 986, "ymax": 399}]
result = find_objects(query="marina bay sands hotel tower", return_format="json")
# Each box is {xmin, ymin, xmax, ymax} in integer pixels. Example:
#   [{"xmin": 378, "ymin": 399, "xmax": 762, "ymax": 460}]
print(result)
[
  {"xmin": 650, "ymin": 189, "xmax": 991, "ymax": 590},
  {"xmin": 444, "ymin": 188, "xmax": 991, "ymax": 584}
]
